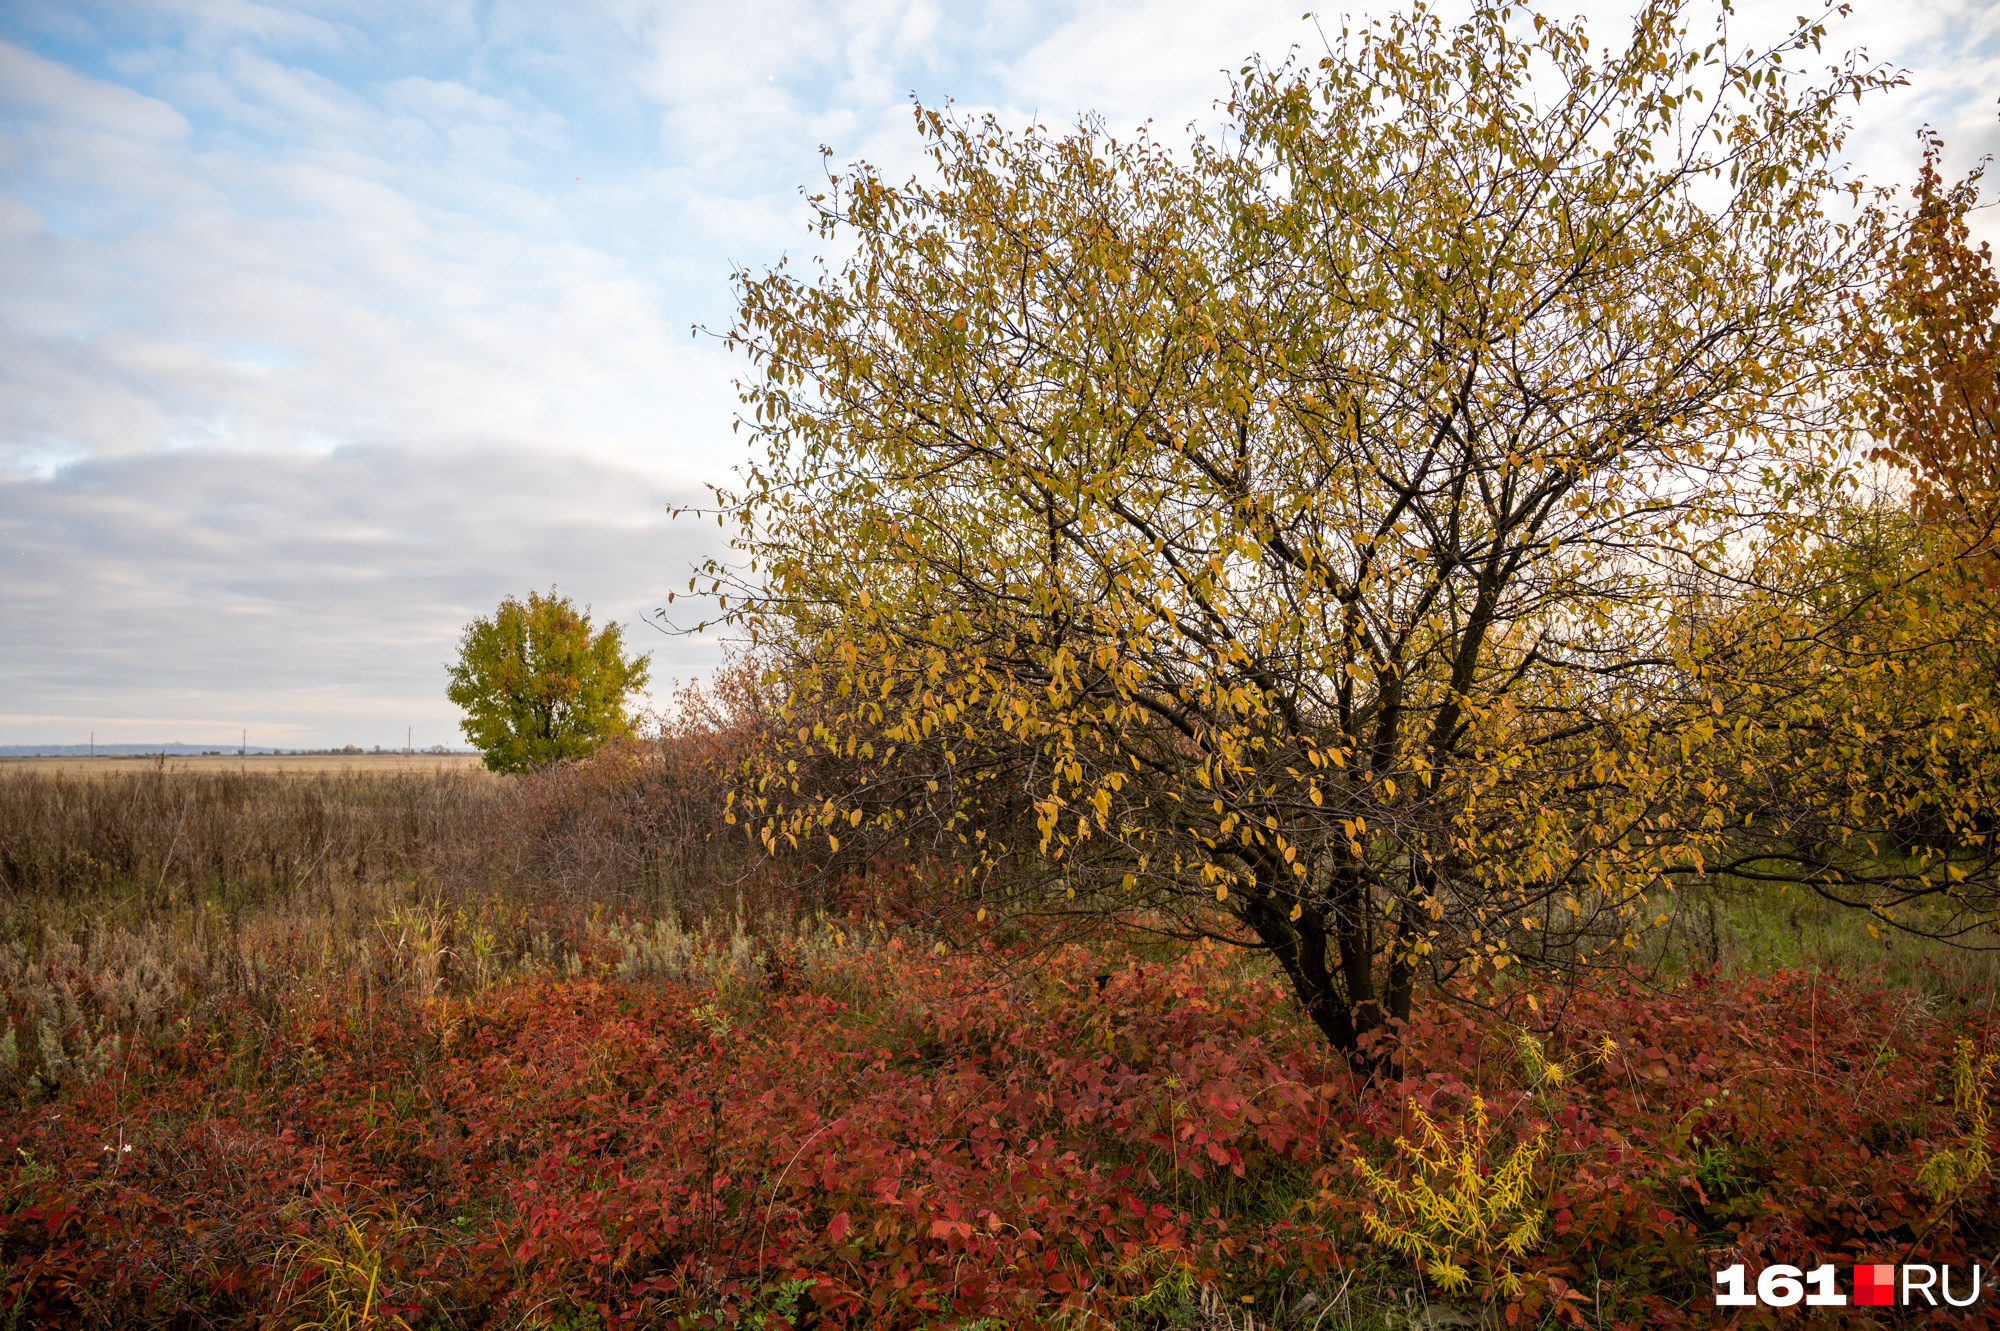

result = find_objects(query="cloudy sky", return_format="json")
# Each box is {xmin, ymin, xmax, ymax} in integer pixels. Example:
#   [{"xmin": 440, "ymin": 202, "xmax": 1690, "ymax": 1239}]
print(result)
[{"xmin": 2, "ymin": 0, "xmax": 1996, "ymax": 749}]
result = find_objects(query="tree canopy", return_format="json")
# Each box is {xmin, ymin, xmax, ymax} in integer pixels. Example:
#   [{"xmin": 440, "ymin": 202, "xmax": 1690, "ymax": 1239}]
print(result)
[
  {"xmin": 680, "ymin": 0, "xmax": 1999, "ymax": 1062},
  {"xmin": 1850, "ymin": 135, "xmax": 2000, "ymax": 541},
  {"xmin": 448, "ymin": 590, "xmax": 652, "ymax": 774}
]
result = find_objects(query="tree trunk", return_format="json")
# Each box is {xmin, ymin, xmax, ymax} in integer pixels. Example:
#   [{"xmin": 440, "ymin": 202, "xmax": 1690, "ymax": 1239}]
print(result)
[{"xmin": 1243, "ymin": 875, "xmax": 1391, "ymax": 1072}]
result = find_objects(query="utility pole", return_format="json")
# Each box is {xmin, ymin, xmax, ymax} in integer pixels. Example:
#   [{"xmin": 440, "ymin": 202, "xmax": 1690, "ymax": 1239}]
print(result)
[{"xmin": 90, "ymin": 732, "xmax": 94, "ymax": 758}]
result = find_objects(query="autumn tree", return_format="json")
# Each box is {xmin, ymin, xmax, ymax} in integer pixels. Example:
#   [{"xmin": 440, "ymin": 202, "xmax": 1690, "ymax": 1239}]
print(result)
[
  {"xmin": 687, "ymin": 0, "xmax": 1904, "ymax": 1061},
  {"xmin": 448, "ymin": 589, "xmax": 651, "ymax": 774},
  {"xmin": 1704, "ymin": 489, "xmax": 2000, "ymax": 916},
  {"xmin": 1673, "ymin": 133, "xmax": 2000, "ymax": 941},
  {"xmin": 1851, "ymin": 134, "xmax": 2000, "ymax": 539}
]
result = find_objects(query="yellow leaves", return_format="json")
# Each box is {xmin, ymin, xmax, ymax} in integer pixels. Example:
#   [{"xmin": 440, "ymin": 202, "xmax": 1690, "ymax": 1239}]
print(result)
[
  {"xmin": 1354, "ymin": 1094, "xmax": 1549, "ymax": 1293},
  {"xmin": 696, "ymin": 2, "xmax": 1937, "ymax": 1065},
  {"xmin": 1215, "ymin": 884, "xmax": 1229, "ymax": 902},
  {"xmin": 1289, "ymin": 902, "xmax": 1303, "ymax": 922}
]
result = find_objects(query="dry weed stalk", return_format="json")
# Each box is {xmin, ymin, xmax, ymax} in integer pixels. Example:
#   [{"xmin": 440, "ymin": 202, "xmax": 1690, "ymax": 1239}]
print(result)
[
  {"xmin": 1918, "ymin": 1037, "xmax": 1997, "ymax": 1204},
  {"xmin": 1355, "ymin": 1095, "xmax": 1548, "ymax": 1298}
]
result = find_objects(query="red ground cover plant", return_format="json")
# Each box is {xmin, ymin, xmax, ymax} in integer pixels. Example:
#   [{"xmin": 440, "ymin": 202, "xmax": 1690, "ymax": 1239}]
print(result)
[
  {"xmin": 2, "ymin": 923, "xmax": 1996, "ymax": 1329},
  {"xmin": 1362, "ymin": 969, "xmax": 2000, "ymax": 1326}
]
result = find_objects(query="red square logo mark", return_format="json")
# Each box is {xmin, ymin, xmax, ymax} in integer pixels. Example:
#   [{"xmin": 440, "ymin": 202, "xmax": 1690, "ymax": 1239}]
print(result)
[{"xmin": 1854, "ymin": 1265, "xmax": 1896, "ymax": 1306}]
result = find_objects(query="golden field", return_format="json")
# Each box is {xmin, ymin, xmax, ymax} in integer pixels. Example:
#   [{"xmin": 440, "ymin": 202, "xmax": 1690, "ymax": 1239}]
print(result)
[{"xmin": 0, "ymin": 751, "xmax": 490, "ymax": 778}]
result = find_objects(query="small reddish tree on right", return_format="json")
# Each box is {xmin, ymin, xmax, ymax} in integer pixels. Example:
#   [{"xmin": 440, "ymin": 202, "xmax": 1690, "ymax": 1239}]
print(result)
[{"xmin": 1850, "ymin": 132, "xmax": 2000, "ymax": 552}]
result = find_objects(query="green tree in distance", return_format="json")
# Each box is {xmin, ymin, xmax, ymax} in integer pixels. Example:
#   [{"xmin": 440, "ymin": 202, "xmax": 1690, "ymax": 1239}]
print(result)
[
  {"xmin": 680, "ymin": 0, "xmax": 1939, "ymax": 1064},
  {"xmin": 448, "ymin": 590, "xmax": 651, "ymax": 773}
]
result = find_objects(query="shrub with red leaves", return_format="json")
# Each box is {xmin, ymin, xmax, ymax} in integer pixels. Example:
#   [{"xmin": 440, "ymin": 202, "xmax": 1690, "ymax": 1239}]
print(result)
[{"xmin": 2, "ymin": 936, "xmax": 1995, "ymax": 1329}]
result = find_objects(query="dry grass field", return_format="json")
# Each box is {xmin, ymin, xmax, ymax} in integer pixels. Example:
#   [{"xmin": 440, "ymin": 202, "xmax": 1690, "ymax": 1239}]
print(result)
[{"xmin": 0, "ymin": 751, "xmax": 489, "ymax": 778}]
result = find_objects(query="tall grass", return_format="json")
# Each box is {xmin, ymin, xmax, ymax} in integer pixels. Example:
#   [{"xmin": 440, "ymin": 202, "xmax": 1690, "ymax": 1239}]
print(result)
[
  {"xmin": 0, "ymin": 766, "xmax": 495, "ymax": 928},
  {"xmin": 0, "ymin": 748, "xmax": 793, "ymax": 1102},
  {"xmin": 0, "ymin": 739, "xmax": 769, "ymax": 923},
  {"xmin": 1639, "ymin": 877, "xmax": 2000, "ymax": 1006}
]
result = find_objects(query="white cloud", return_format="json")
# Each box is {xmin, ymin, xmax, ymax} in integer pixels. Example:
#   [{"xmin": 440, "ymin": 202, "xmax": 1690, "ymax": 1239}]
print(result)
[
  {"xmin": 1, "ymin": 0, "xmax": 1997, "ymax": 748},
  {"xmin": 0, "ymin": 442, "xmax": 720, "ymax": 745},
  {"xmin": 0, "ymin": 40, "xmax": 190, "ymax": 141},
  {"xmin": 0, "ymin": 37, "xmax": 739, "ymax": 481}
]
